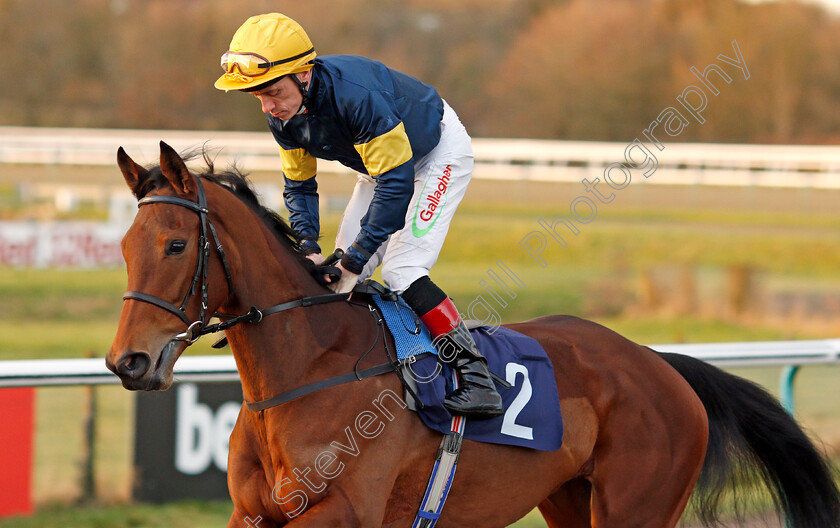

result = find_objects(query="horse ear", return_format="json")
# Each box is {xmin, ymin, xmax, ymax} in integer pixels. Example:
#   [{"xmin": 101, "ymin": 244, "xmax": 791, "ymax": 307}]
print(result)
[
  {"xmin": 159, "ymin": 141, "xmax": 195, "ymax": 196},
  {"xmin": 117, "ymin": 147, "xmax": 149, "ymax": 199}
]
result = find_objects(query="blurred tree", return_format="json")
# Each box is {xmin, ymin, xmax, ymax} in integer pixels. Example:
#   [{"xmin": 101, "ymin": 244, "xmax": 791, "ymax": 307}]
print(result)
[
  {"xmin": 480, "ymin": 0, "xmax": 840, "ymax": 143},
  {"xmin": 480, "ymin": 0, "xmax": 674, "ymax": 139},
  {"xmin": 1, "ymin": 0, "xmax": 840, "ymax": 144}
]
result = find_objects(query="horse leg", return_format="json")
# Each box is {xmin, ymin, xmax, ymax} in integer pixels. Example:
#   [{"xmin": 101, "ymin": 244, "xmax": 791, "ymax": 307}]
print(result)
[
  {"xmin": 538, "ymin": 478, "xmax": 592, "ymax": 528},
  {"xmin": 587, "ymin": 401, "xmax": 707, "ymax": 527},
  {"xmin": 228, "ymin": 508, "xmax": 280, "ymax": 528},
  {"xmin": 281, "ymin": 487, "xmax": 389, "ymax": 528}
]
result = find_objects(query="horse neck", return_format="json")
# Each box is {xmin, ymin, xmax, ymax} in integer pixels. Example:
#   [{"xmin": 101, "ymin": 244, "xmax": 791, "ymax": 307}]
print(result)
[{"xmin": 207, "ymin": 185, "xmax": 373, "ymax": 404}]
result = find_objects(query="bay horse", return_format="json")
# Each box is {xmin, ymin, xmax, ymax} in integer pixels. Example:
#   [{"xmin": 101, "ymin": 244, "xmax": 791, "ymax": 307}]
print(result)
[{"xmin": 107, "ymin": 142, "xmax": 840, "ymax": 528}]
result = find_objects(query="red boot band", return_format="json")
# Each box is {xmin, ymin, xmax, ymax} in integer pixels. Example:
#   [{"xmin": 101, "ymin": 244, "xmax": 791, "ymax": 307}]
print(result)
[{"xmin": 419, "ymin": 297, "xmax": 462, "ymax": 339}]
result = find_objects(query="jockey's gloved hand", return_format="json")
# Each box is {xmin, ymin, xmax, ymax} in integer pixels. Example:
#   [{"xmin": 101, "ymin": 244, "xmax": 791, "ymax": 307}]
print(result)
[
  {"xmin": 301, "ymin": 254, "xmax": 342, "ymax": 286},
  {"xmin": 312, "ymin": 264, "xmax": 342, "ymax": 286},
  {"xmin": 328, "ymin": 262, "xmax": 360, "ymax": 294}
]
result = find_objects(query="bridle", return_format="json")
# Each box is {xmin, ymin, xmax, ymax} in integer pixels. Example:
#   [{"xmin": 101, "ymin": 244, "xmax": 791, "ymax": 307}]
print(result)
[
  {"xmin": 121, "ymin": 176, "xmax": 350, "ymax": 344},
  {"xmin": 118, "ymin": 173, "xmax": 403, "ymax": 413},
  {"xmin": 122, "ymin": 177, "xmax": 234, "ymax": 344}
]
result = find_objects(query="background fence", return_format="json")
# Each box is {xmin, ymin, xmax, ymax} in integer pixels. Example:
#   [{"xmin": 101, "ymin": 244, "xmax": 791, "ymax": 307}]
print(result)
[
  {"xmin": 4, "ymin": 126, "xmax": 840, "ymax": 187},
  {"xmin": 2, "ymin": 340, "xmax": 840, "ymax": 412}
]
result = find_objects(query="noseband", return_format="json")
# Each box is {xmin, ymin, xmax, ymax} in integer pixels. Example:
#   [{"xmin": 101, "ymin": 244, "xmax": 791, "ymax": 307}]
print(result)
[
  {"xmin": 119, "ymin": 174, "xmax": 412, "ymax": 412},
  {"xmin": 122, "ymin": 177, "xmax": 234, "ymax": 343},
  {"xmin": 121, "ymin": 176, "xmax": 351, "ymax": 345}
]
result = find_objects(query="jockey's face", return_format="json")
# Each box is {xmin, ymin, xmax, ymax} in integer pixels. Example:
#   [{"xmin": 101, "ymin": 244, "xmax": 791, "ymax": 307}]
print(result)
[{"xmin": 251, "ymin": 70, "xmax": 312, "ymax": 121}]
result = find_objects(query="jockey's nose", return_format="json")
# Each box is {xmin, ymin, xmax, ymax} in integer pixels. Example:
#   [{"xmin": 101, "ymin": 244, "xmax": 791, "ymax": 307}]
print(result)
[
  {"xmin": 114, "ymin": 351, "xmax": 152, "ymax": 380},
  {"xmin": 259, "ymin": 95, "xmax": 274, "ymax": 114}
]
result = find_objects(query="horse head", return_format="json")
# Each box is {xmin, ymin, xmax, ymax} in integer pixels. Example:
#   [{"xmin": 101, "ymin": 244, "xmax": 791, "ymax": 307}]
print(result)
[{"xmin": 107, "ymin": 142, "xmax": 242, "ymax": 390}]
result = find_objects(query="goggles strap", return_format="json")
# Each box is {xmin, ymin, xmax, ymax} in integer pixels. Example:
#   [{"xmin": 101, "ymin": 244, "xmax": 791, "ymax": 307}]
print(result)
[
  {"xmin": 289, "ymin": 74, "xmax": 310, "ymax": 115},
  {"xmin": 264, "ymin": 47, "xmax": 315, "ymax": 69}
]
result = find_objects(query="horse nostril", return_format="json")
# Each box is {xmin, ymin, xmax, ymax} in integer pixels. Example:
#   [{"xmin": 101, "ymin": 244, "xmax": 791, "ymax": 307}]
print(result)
[{"xmin": 117, "ymin": 352, "xmax": 151, "ymax": 379}]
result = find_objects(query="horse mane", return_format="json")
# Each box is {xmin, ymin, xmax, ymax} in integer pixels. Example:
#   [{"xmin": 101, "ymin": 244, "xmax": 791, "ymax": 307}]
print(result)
[{"xmin": 135, "ymin": 148, "xmax": 306, "ymax": 257}]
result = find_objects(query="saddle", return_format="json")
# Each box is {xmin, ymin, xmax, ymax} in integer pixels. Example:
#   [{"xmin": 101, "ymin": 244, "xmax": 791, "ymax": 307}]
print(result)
[
  {"xmin": 353, "ymin": 280, "xmax": 564, "ymax": 527},
  {"xmin": 212, "ymin": 278, "xmax": 562, "ymax": 450},
  {"xmin": 212, "ymin": 277, "xmax": 563, "ymax": 526}
]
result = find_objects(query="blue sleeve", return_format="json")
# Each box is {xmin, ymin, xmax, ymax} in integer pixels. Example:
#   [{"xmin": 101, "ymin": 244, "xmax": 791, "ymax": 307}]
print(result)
[
  {"xmin": 340, "ymin": 91, "xmax": 416, "ymax": 274},
  {"xmin": 283, "ymin": 176, "xmax": 321, "ymax": 255},
  {"xmin": 270, "ymin": 117, "xmax": 322, "ymax": 255},
  {"xmin": 342, "ymin": 162, "xmax": 415, "ymax": 274}
]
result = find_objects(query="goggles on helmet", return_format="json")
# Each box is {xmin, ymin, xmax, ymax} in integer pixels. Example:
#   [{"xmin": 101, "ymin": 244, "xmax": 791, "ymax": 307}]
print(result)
[{"xmin": 220, "ymin": 48, "xmax": 315, "ymax": 77}]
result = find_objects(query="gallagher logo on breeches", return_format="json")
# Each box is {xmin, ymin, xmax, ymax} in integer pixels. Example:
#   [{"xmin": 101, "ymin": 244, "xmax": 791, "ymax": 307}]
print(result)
[{"xmin": 412, "ymin": 165, "xmax": 452, "ymax": 237}]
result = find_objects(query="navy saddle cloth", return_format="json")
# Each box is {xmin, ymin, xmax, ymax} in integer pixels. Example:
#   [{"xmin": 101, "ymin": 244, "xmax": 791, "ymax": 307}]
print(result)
[{"xmin": 371, "ymin": 294, "xmax": 564, "ymax": 452}]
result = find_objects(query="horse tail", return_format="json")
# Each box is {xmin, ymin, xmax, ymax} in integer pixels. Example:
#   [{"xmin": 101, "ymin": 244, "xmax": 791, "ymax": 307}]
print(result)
[{"xmin": 657, "ymin": 351, "xmax": 840, "ymax": 528}]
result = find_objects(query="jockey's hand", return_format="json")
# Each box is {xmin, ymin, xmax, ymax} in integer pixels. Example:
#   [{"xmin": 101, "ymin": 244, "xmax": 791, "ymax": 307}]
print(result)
[
  {"xmin": 328, "ymin": 261, "xmax": 360, "ymax": 294},
  {"xmin": 306, "ymin": 253, "xmax": 326, "ymax": 265}
]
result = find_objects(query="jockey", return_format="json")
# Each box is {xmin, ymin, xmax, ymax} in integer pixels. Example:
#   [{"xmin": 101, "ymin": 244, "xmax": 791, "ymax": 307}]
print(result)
[{"xmin": 215, "ymin": 13, "xmax": 503, "ymax": 419}]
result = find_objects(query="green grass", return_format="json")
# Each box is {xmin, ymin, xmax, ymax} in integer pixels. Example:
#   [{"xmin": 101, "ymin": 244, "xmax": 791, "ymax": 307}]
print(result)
[
  {"xmin": 0, "ymin": 268, "xmax": 126, "ymax": 321},
  {"xmin": 448, "ymin": 204, "xmax": 840, "ymax": 276},
  {"xmin": 0, "ymin": 321, "xmax": 122, "ymax": 360},
  {"xmin": 600, "ymin": 315, "xmax": 817, "ymax": 344},
  {"xmin": 32, "ymin": 386, "xmax": 134, "ymax": 504},
  {"xmin": 0, "ymin": 501, "xmax": 550, "ymax": 527},
  {"xmin": 0, "ymin": 501, "xmax": 235, "ymax": 528}
]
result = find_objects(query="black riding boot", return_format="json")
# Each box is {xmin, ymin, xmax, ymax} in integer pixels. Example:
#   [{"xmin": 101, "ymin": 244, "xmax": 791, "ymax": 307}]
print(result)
[
  {"xmin": 402, "ymin": 276, "xmax": 504, "ymax": 419},
  {"xmin": 436, "ymin": 321, "xmax": 505, "ymax": 418}
]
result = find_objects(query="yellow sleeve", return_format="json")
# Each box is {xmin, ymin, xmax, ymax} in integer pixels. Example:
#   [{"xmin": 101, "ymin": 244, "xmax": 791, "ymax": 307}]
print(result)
[
  {"xmin": 278, "ymin": 146, "xmax": 317, "ymax": 181},
  {"xmin": 353, "ymin": 122, "xmax": 413, "ymax": 177}
]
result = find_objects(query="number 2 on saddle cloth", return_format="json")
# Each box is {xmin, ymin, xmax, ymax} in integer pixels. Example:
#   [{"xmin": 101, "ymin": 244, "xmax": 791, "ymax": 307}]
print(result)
[{"xmin": 370, "ymin": 292, "xmax": 564, "ymax": 451}]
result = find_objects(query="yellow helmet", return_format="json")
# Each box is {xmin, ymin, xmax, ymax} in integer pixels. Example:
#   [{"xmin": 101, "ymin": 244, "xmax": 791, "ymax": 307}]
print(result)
[{"xmin": 214, "ymin": 13, "xmax": 316, "ymax": 92}]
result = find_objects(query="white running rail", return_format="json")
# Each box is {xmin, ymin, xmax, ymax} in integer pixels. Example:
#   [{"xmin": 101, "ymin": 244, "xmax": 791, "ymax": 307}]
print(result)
[
  {"xmin": 3, "ymin": 126, "xmax": 840, "ymax": 187},
  {"xmin": 1, "ymin": 340, "xmax": 838, "ymax": 412}
]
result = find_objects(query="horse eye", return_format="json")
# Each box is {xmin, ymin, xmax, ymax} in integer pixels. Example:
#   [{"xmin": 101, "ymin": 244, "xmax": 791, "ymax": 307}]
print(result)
[{"xmin": 166, "ymin": 240, "xmax": 187, "ymax": 255}]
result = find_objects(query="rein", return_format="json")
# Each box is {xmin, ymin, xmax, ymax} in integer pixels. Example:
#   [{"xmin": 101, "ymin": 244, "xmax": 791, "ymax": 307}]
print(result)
[
  {"xmin": 121, "ymin": 177, "xmax": 351, "ymax": 342},
  {"xmin": 121, "ymin": 178, "xmax": 398, "ymax": 411},
  {"xmin": 243, "ymin": 300, "xmax": 431, "ymax": 412}
]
